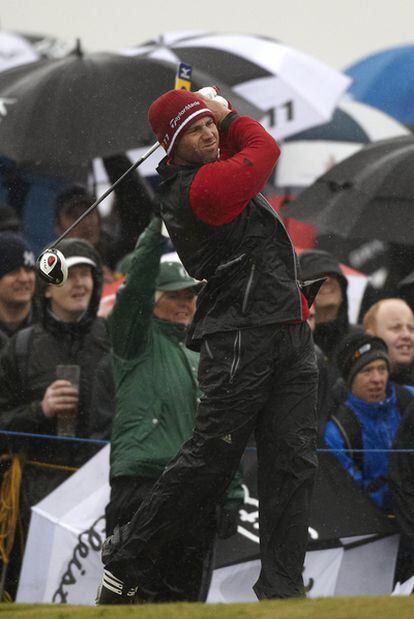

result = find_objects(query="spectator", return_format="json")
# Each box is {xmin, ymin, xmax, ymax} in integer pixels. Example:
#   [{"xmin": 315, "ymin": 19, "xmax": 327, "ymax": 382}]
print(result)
[
  {"xmin": 363, "ymin": 298, "xmax": 414, "ymax": 387},
  {"xmin": 54, "ymin": 158, "xmax": 154, "ymax": 278},
  {"xmin": 0, "ymin": 205, "xmax": 22, "ymax": 233},
  {"xmin": 307, "ymin": 304, "xmax": 331, "ymax": 440},
  {"xmin": 104, "ymin": 218, "xmax": 243, "ymax": 602},
  {"xmin": 0, "ymin": 232, "xmax": 37, "ymax": 354},
  {"xmin": 0, "ymin": 238, "xmax": 110, "ymax": 598},
  {"xmin": 389, "ymin": 398, "xmax": 414, "ymax": 584},
  {"xmin": 324, "ymin": 332, "xmax": 414, "ymax": 512},
  {"xmin": 54, "ymin": 186, "xmax": 115, "ymax": 282},
  {"xmin": 101, "ymin": 154, "xmax": 154, "ymax": 264},
  {"xmin": 299, "ymin": 249, "xmax": 359, "ymax": 363}
]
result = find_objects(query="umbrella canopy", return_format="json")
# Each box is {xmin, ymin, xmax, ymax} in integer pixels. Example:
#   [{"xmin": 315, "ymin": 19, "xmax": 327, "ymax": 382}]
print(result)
[
  {"xmin": 17, "ymin": 31, "xmax": 72, "ymax": 60},
  {"xmin": 345, "ymin": 45, "xmax": 414, "ymax": 127},
  {"xmin": 122, "ymin": 31, "xmax": 350, "ymax": 140},
  {"xmin": 0, "ymin": 47, "xmax": 258, "ymax": 177},
  {"xmin": 282, "ymin": 135, "xmax": 414, "ymax": 245},
  {"xmin": 0, "ymin": 30, "xmax": 39, "ymax": 72},
  {"xmin": 275, "ymin": 99, "xmax": 409, "ymax": 191}
]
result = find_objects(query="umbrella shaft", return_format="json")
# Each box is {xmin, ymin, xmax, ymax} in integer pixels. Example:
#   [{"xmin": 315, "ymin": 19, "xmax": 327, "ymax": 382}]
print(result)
[{"xmin": 53, "ymin": 141, "xmax": 160, "ymax": 247}]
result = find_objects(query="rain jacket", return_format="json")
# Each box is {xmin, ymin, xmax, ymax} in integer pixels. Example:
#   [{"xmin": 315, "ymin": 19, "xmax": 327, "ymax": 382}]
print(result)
[
  {"xmin": 156, "ymin": 113, "xmax": 308, "ymax": 351},
  {"xmin": 108, "ymin": 218, "xmax": 243, "ymax": 502},
  {"xmin": 324, "ymin": 382, "xmax": 409, "ymax": 511},
  {"xmin": 0, "ymin": 238, "xmax": 110, "ymax": 466}
]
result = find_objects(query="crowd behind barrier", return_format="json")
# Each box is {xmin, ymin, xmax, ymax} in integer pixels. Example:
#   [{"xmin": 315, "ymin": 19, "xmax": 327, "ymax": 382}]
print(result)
[{"xmin": 2, "ymin": 147, "xmax": 414, "ymax": 601}]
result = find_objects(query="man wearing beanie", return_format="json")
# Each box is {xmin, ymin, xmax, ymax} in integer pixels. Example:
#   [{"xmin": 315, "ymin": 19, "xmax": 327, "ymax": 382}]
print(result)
[
  {"xmin": 97, "ymin": 89, "xmax": 319, "ymax": 603},
  {"xmin": 0, "ymin": 232, "xmax": 36, "ymax": 354},
  {"xmin": 324, "ymin": 332, "xmax": 414, "ymax": 511}
]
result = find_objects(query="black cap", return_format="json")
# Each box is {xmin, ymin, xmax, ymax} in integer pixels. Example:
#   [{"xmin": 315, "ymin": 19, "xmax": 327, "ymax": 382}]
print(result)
[
  {"xmin": 337, "ymin": 332, "xmax": 390, "ymax": 387},
  {"xmin": 0, "ymin": 232, "xmax": 35, "ymax": 278}
]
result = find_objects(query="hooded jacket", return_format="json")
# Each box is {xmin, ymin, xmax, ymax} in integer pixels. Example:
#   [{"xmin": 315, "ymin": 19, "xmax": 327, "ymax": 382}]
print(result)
[
  {"xmin": 299, "ymin": 249, "xmax": 360, "ymax": 362},
  {"xmin": 0, "ymin": 238, "xmax": 110, "ymax": 466}
]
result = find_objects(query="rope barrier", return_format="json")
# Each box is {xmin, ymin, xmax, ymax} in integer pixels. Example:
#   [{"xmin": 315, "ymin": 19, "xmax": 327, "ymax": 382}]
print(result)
[
  {"xmin": 1, "ymin": 430, "xmax": 414, "ymax": 453},
  {"xmin": 0, "ymin": 430, "xmax": 107, "ymax": 446},
  {"xmin": 0, "ymin": 454, "xmax": 23, "ymax": 601}
]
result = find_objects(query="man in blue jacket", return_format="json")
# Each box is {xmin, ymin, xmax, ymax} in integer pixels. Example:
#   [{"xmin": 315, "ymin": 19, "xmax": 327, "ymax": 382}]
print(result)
[{"xmin": 324, "ymin": 332, "xmax": 414, "ymax": 511}]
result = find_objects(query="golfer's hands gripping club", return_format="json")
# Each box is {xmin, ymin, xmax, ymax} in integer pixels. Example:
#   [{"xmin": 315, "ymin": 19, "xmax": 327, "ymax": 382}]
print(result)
[{"xmin": 197, "ymin": 87, "xmax": 232, "ymax": 128}]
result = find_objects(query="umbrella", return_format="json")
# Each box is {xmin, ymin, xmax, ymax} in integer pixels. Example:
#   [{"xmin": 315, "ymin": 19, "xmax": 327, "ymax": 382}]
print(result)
[
  {"xmin": 275, "ymin": 98, "xmax": 409, "ymax": 191},
  {"xmin": 0, "ymin": 30, "xmax": 39, "ymax": 72},
  {"xmin": 17, "ymin": 31, "xmax": 72, "ymax": 60},
  {"xmin": 345, "ymin": 45, "xmax": 414, "ymax": 127},
  {"xmin": 0, "ymin": 46, "xmax": 258, "ymax": 177},
  {"xmin": 282, "ymin": 135, "xmax": 414, "ymax": 245},
  {"xmin": 122, "ymin": 31, "xmax": 350, "ymax": 140}
]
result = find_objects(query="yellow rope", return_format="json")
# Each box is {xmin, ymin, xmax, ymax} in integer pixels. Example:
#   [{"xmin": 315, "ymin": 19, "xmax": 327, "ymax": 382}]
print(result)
[
  {"xmin": 0, "ymin": 455, "xmax": 79, "ymax": 602},
  {"xmin": 0, "ymin": 454, "xmax": 23, "ymax": 567},
  {"xmin": 26, "ymin": 460, "xmax": 79, "ymax": 473}
]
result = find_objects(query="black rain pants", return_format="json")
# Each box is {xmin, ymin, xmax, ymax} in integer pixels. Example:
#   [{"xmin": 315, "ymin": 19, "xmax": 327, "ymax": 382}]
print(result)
[
  {"xmin": 105, "ymin": 475, "xmax": 216, "ymax": 602},
  {"xmin": 105, "ymin": 321, "xmax": 318, "ymax": 599}
]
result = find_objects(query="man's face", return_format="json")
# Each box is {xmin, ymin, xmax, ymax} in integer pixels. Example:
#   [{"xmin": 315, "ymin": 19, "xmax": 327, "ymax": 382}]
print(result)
[
  {"xmin": 351, "ymin": 359, "xmax": 388, "ymax": 403},
  {"xmin": 45, "ymin": 264, "xmax": 93, "ymax": 322},
  {"xmin": 56, "ymin": 209, "xmax": 101, "ymax": 246},
  {"xmin": 372, "ymin": 300, "xmax": 414, "ymax": 367},
  {"xmin": 153, "ymin": 288, "xmax": 197, "ymax": 325},
  {"xmin": 173, "ymin": 116, "xmax": 219, "ymax": 165},
  {"xmin": 0, "ymin": 266, "xmax": 35, "ymax": 307},
  {"xmin": 314, "ymin": 275, "xmax": 343, "ymax": 314}
]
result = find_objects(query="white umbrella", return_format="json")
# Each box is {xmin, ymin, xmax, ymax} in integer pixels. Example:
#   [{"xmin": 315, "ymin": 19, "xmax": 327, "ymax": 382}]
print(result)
[
  {"xmin": 0, "ymin": 31, "xmax": 38, "ymax": 72},
  {"xmin": 121, "ymin": 31, "xmax": 351, "ymax": 140},
  {"xmin": 275, "ymin": 98, "xmax": 410, "ymax": 190}
]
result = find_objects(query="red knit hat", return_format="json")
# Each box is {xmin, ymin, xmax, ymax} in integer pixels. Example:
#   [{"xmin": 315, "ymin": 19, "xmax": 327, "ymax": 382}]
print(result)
[{"xmin": 148, "ymin": 89, "xmax": 215, "ymax": 155}]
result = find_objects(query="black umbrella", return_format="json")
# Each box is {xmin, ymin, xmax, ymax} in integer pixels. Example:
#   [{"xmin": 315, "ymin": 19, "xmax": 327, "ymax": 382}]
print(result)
[
  {"xmin": 282, "ymin": 134, "xmax": 414, "ymax": 245},
  {"xmin": 0, "ymin": 45, "xmax": 258, "ymax": 177}
]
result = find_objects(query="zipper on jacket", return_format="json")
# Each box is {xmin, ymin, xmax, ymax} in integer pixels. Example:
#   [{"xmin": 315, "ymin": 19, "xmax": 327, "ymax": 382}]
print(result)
[
  {"xmin": 256, "ymin": 193, "xmax": 303, "ymax": 316},
  {"xmin": 242, "ymin": 262, "xmax": 256, "ymax": 314},
  {"xmin": 216, "ymin": 253, "xmax": 246, "ymax": 271},
  {"xmin": 229, "ymin": 330, "xmax": 242, "ymax": 383},
  {"xmin": 205, "ymin": 339, "xmax": 214, "ymax": 359}
]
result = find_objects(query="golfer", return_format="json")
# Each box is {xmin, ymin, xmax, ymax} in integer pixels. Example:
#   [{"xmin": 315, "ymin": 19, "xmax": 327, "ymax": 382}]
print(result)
[{"xmin": 97, "ymin": 89, "xmax": 319, "ymax": 603}]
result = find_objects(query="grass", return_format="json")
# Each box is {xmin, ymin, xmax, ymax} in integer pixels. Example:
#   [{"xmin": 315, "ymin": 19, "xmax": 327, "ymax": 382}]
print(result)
[{"xmin": 0, "ymin": 597, "xmax": 413, "ymax": 619}]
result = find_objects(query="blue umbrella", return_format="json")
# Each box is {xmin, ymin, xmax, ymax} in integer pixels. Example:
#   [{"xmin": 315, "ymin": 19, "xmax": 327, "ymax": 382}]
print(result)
[{"xmin": 345, "ymin": 45, "xmax": 414, "ymax": 127}]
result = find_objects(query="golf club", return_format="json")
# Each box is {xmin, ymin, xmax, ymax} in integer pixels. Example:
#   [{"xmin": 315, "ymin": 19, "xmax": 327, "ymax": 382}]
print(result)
[
  {"xmin": 36, "ymin": 75, "xmax": 227, "ymax": 287},
  {"xmin": 36, "ymin": 141, "xmax": 160, "ymax": 286}
]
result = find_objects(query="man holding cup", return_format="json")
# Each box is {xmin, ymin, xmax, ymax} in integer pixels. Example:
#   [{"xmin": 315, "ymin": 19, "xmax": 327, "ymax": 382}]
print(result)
[{"xmin": 0, "ymin": 237, "xmax": 110, "ymax": 598}]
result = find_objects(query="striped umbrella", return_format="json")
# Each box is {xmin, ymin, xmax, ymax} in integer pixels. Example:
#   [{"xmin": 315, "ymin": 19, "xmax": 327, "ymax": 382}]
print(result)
[
  {"xmin": 275, "ymin": 98, "xmax": 409, "ymax": 191},
  {"xmin": 122, "ymin": 31, "xmax": 350, "ymax": 140}
]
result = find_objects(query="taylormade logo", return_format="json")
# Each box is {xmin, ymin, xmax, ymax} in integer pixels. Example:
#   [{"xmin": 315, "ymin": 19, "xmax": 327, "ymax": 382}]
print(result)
[{"xmin": 169, "ymin": 100, "xmax": 200, "ymax": 129}]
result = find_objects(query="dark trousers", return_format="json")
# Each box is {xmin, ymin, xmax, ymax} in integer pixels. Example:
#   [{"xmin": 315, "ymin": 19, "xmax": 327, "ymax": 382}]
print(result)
[
  {"xmin": 105, "ymin": 322, "xmax": 318, "ymax": 599},
  {"xmin": 105, "ymin": 476, "xmax": 216, "ymax": 602}
]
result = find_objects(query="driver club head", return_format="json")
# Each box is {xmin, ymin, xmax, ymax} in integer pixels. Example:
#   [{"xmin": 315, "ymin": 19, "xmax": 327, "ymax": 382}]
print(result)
[{"xmin": 36, "ymin": 247, "xmax": 68, "ymax": 287}]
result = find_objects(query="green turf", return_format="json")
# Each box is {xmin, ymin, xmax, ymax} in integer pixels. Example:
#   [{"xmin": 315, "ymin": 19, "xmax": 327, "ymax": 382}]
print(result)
[{"xmin": 0, "ymin": 597, "xmax": 414, "ymax": 619}]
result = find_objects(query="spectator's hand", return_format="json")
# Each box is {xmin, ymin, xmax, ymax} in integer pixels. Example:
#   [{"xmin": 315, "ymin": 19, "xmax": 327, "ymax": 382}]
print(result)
[
  {"xmin": 216, "ymin": 501, "xmax": 241, "ymax": 539},
  {"xmin": 41, "ymin": 380, "xmax": 79, "ymax": 418}
]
